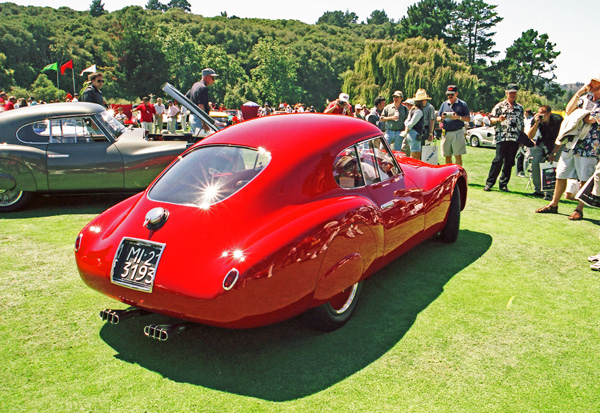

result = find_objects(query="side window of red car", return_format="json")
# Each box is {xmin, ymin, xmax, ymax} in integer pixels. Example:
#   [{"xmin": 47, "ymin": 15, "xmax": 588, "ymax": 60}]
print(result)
[
  {"xmin": 370, "ymin": 137, "xmax": 401, "ymax": 179},
  {"xmin": 333, "ymin": 146, "xmax": 365, "ymax": 189}
]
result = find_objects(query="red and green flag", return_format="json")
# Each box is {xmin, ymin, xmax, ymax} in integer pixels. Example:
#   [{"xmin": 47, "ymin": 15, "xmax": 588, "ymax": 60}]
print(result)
[{"xmin": 42, "ymin": 62, "xmax": 58, "ymax": 72}]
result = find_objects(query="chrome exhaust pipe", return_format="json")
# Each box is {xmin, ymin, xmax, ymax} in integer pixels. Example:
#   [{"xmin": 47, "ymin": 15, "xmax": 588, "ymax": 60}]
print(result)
[
  {"xmin": 143, "ymin": 323, "xmax": 195, "ymax": 341},
  {"xmin": 99, "ymin": 308, "xmax": 148, "ymax": 324}
]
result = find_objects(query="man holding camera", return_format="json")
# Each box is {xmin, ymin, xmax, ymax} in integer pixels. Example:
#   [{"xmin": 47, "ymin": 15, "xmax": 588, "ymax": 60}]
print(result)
[
  {"xmin": 381, "ymin": 90, "xmax": 408, "ymax": 150},
  {"xmin": 483, "ymin": 84, "xmax": 525, "ymax": 192},
  {"xmin": 526, "ymin": 105, "xmax": 563, "ymax": 197},
  {"xmin": 437, "ymin": 85, "xmax": 470, "ymax": 166},
  {"xmin": 324, "ymin": 93, "xmax": 353, "ymax": 116}
]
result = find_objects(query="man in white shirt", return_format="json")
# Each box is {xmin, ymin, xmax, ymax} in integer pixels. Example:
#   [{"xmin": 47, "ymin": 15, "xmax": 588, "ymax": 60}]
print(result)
[
  {"xmin": 154, "ymin": 98, "xmax": 166, "ymax": 133},
  {"xmin": 166, "ymin": 100, "xmax": 179, "ymax": 134}
]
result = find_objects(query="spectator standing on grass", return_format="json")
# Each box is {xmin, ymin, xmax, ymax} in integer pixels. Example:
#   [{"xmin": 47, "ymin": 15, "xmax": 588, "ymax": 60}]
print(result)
[
  {"xmin": 81, "ymin": 72, "xmax": 107, "ymax": 107},
  {"xmin": 166, "ymin": 100, "xmax": 179, "ymax": 134},
  {"xmin": 402, "ymin": 98, "xmax": 425, "ymax": 159},
  {"xmin": 437, "ymin": 85, "xmax": 470, "ymax": 166},
  {"xmin": 180, "ymin": 105, "xmax": 188, "ymax": 131},
  {"xmin": 154, "ymin": 98, "xmax": 166, "ymax": 132},
  {"xmin": 418, "ymin": 89, "xmax": 436, "ymax": 145},
  {"xmin": 535, "ymin": 74, "xmax": 600, "ymax": 220},
  {"xmin": 115, "ymin": 107, "xmax": 127, "ymax": 124},
  {"xmin": 135, "ymin": 97, "xmax": 156, "ymax": 134},
  {"xmin": 324, "ymin": 93, "xmax": 353, "ymax": 116},
  {"xmin": 381, "ymin": 90, "xmax": 408, "ymax": 150},
  {"xmin": 186, "ymin": 68, "xmax": 218, "ymax": 133},
  {"xmin": 484, "ymin": 84, "xmax": 524, "ymax": 192}
]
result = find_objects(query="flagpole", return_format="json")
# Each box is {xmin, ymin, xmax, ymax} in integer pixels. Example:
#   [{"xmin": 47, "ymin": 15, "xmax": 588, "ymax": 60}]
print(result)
[
  {"xmin": 57, "ymin": 70, "xmax": 59, "ymax": 94},
  {"xmin": 72, "ymin": 68, "xmax": 75, "ymax": 95}
]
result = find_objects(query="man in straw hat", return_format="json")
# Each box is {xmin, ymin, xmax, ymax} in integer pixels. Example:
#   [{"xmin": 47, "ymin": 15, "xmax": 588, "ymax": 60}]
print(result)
[{"xmin": 415, "ymin": 89, "xmax": 436, "ymax": 145}]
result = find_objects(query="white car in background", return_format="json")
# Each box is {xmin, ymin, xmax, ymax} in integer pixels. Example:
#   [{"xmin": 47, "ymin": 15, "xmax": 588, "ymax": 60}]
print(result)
[{"xmin": 466, "ymin": 126, "xmax": 495, "ymax": 148}]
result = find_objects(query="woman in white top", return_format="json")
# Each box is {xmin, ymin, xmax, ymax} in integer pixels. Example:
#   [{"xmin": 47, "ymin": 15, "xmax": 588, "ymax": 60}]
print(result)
[
  {"xmin": 154, "ymin": 98, "xmax": 166, "ymax": 132},
  {"xmin": 402, "ymin": 98, "xmax": 424, "ymax": 159}
]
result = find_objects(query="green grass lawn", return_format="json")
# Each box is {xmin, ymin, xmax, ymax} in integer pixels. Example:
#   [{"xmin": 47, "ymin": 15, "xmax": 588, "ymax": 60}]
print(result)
[{"xmin": 2, "ymin": 146, "xmax": 600, "ymax": 411}]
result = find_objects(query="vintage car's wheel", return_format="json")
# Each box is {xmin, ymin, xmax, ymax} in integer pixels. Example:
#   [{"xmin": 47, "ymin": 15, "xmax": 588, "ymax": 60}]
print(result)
[
  {"xmin": 304, "ymin": 281, "xmax": 363, "ymax": 331},
  {"xmin": 440, "ymin": 186, "xmax": 461, "ymax": 243},
  {"xmin": 470, "ymin": 135, "xmax": 480, "ymax": 147},
  {"xmin": 0, "ymin": 189, "xmax": 32, "ymax": 212}
]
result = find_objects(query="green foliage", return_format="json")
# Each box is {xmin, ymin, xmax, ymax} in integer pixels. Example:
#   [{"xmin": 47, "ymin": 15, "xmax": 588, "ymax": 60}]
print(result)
[
  {"xmin": 317, "ymin": 10, "xmax": 358, "ymax": 27},
  {"xmin": 89, "ymin": 0, "xmax": 106, "ymax": 18},
  {"xmin": 503, "ymin": 29, "xmax": 561, "ymax": 94},
  {"xmin": 250, "ymin": 39, "xmax": 304, "ymax": 105},
  {"xmin": 366, "ymin": 10, "xmax": 390, "ymax": 25},
  {"xmin": 448, "ymin": 0, "xmax": 503, "ymax": 65},
  {"xmin": 155, "ymin": 24, "xmax": 203, "ymax": 92},
  {"xmin": 343, "ymin": 37, "xmax": 478, "ymax": 108},
  {"xmin": 113, "ymin": 7, "xmax": 170, "ymax": 100},
  {"xmin": 167, "ymin": 0, "xmax": 191, "ymax": 12},
  {"xmin": 398, "ymin": 0, "xmax": 456, "ymax": 43},
  {"xmin": 146, "ymin": 0, "xmax": 168, "ymax": 12},
  {"xmin": 30, "ymin": 73, "xmax": 66, "ymax": 101},
  {"xmin": 0, "ymin": 53, "xmax": 15, "ymax": 90}
]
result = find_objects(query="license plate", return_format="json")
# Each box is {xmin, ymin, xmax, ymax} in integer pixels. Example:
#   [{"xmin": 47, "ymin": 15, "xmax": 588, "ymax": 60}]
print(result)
[{"xmin": 111, "ymin": 238, "xmax": 165, "ymax": 292}]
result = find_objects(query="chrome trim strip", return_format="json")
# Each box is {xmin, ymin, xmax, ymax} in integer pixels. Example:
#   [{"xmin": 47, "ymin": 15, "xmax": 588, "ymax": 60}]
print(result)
[
  {"xmin": 47, "ymin": 154, "xmax": 70, "ymax": 158},
  {"xmin": 223, "ymin": 268, "xmax": 239, "ymax": 291},
  {"xmin": 381, "ymin": 200, "xmax": 395, "ymax": 210}
]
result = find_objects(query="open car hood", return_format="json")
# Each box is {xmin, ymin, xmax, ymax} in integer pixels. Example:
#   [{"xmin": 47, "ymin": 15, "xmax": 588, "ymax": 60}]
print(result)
[{"xmin": 162, "ymin": 82, "xmax": 219, "ymax": 133}]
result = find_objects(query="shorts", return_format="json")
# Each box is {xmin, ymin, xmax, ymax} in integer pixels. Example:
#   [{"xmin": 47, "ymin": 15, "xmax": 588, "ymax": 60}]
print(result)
[
  {"xmin": 406, "ymin": 129, "xmax": 422, "ymax": 152},
  {"xmin": 442, "ymin": 128, "xmax": 467, "ymax": 157},
  {"xmin": 556, "ymin": 150, "xmax": 597, "ymax": 181}
]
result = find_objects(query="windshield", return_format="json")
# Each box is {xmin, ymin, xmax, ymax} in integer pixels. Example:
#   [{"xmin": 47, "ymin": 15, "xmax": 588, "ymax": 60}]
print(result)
[
  {"xmin": 98, "ymin": 110, "xmax": 126, "ymax": 139},
  {"xmin": 148, "ymin": 145, "xmax": 271, "ymax": 207}
]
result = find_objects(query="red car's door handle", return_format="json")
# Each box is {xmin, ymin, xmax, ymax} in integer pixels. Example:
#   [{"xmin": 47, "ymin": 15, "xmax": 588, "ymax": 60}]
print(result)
[{"xmin": 381, "ymin": 200, "xmax": 395, "ymax": 210}]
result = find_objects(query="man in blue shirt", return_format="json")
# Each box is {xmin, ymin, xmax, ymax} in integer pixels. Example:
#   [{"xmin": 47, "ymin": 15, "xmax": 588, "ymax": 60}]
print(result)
[{"xmin": 437, "ymin": 85, "xmax": 470, "ymax": 166}]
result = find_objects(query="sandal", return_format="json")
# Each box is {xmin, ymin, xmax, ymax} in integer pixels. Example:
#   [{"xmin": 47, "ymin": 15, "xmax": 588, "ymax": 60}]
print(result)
[
  {"xmin": 568, "ymin": 209, "xmax": 583, "ymax": 220},
  {"xmin": 535, "ymin": 204, "xmax": 558, "ymax": 214}
]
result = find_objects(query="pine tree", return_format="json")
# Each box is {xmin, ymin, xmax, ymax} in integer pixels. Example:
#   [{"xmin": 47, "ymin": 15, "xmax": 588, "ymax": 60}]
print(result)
[{"xmin": 89, "ymin": 0, "xmax": 106, "ymax": 18}]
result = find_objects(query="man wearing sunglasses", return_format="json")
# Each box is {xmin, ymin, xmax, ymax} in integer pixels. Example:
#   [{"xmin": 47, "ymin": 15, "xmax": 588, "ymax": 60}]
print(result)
[
  {"xmin": 437, "ymin": 85, "xmax": 470, "ymax": 166},
  {"xmin": 82, "ymin": 72, "xmax": 107, "ymax": 107}
]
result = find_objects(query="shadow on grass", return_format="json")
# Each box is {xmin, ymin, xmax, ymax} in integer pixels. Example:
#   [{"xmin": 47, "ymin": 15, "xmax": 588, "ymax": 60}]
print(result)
[
  {"xmin": 1, "ymin": 193, "xmax": 133, "ymax": 219},
  {"xmin": 99, "ymin": 229, "xmax": 492, "ymax": 401}
]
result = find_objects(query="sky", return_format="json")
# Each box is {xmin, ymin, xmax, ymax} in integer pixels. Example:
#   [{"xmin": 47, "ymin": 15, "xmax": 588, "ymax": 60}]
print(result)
[{"xmin": 2, "ymin": 0, "xmax": 597, "ymax": 85}]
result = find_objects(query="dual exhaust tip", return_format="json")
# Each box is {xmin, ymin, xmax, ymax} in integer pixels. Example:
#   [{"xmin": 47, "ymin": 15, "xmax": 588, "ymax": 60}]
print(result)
[{"xmin": 100, "ymin": 308, "xmax": 192, "ymax": 341}]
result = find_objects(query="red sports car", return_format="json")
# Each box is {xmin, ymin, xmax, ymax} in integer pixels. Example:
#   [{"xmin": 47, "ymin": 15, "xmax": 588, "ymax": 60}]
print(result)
[{"xmin": 75, "ymin": 113, "xmax": 467, "ymax": 338}]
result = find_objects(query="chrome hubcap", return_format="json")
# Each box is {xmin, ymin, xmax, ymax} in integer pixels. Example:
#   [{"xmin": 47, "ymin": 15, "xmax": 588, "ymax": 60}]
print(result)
[
  {"xmin": 0, "ymin": 189, "xmax": 23, "ymax": 207},
  {"xmin": 330, "ymin": 283, "xmax": 359, "ymax": 315}
]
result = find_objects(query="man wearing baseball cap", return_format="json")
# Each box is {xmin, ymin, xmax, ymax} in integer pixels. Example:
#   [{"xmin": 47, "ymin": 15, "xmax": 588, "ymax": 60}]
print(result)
[
  {"xmin": 186, "ymin": 68, "xmax": 218, "ymax": 134},
  {"xmin": 536, "ymin": 73, "xmax": 600, "ymax": 220},
  {"xmin": 381, "ymin": 90, "xmax": 408, "ymax": 150},
  {"xmin": 324, "ymin": 93, "xmax": 353, "ymax": 116},
  {"xmin": 437, "ymin": 85, "xmax": 470, "ymax": 166},
  {"xmin": 484, "ymin": 83, "xmax": 524, "ymax": 192}
]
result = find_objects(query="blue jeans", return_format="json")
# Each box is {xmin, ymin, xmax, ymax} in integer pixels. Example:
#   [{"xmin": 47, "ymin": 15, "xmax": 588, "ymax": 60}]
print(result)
[
  {"xmin": 190, "ymin": 114, "xmax": 203, "ymax": 135},
  {"xmin": 385, "ymin": 129, "xmax": 403, "ymax": 151},
  {"xmin": 406, "ymin": 129, "xmax": 422, "ymax": 152}
]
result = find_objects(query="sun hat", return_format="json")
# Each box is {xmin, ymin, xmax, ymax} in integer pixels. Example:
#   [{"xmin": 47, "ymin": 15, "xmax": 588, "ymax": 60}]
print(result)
[
  {"xmin": 355, "ymin": 104, "xmax": 363, "ymax": 110},
  {"xmin": 413, "ymin": 89, "xmax": 432, "ymax": 101},
  {"xmin": 338, "ymin": 93, "xmax": 350, "ymax": 103},
  {"xmin": 392, "ymin": 90, "xmax": 403, "ymax": 98},
  {"xmin": 405, "ymin": 99, "xmax": 415, "ymax": 105}
]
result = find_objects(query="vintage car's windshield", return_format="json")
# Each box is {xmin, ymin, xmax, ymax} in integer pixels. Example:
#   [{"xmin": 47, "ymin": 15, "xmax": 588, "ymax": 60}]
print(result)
[
  {"xmin": 98, "ymin": 110, "xmax": 126, "ymax": 140},
  {"xmin": 148, "ymin": 145, "xmax": 271, "ymax": 207}
]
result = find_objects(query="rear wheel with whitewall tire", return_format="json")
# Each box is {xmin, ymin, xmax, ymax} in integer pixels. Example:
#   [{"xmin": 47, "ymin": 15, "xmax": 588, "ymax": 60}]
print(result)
[
  {"xmin": 470, "ymin": 135, "xmax": 480, "ymax": 147},
  {"xmin": 0, "ymin": 189, "xmax": 32, "ymax": 212},
  {"xmin": 304, "ymin": 281, "xmax": 363, "ymax": 332}
]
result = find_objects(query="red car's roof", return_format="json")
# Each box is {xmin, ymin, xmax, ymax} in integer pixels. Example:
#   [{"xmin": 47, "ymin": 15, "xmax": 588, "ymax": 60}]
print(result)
[{"xmin": 197, "ymin": 113, "xmax": 382, "ymax": 159}]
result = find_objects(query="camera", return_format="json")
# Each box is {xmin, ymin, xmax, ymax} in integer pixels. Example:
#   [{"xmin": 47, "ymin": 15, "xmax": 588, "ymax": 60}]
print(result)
[{"xmin": 444, "ymin": 112, "xmax": 455, "ymax": 117}]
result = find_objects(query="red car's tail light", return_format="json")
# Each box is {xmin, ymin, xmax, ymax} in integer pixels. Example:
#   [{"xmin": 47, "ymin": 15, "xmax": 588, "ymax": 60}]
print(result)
[
  {"xmin": 75, "ymin": 233, "xmax": 83, "ymax": 252},
  {"xmin": 223, "ymin": 269, "xmax": 239, "ymax": 290}
]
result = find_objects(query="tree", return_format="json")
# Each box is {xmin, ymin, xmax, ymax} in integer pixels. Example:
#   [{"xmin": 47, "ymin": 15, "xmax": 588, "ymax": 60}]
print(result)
[
  {"xmin": 317, "ymin": 10, "xmax": 358, "ymax": 27},
  {"xmin": 343, "ymin": 37, "xmax": 478, "ymax": 107},
  {"xmin": 113, "ymin": 8, "xmax": 170, "ymax": 99},
  {"xmin": 30, "ymin": 73, "xmax": 66, "ymax": 102},
  {"xmin": 89, "ymin": 0, "xmax": 106, "ymax": 18},
  {"xmin": 366, "ymin": 10, "xmax": 390, "ymax": 25},
  {"xmin": 250, "ymin": 39, "xmax": 304, "ymax": 105},
  {"xmin": 448, "ymin": 0, "xmax": 503, "ymax": 65},
  {"xmin": 166, "ymin": 0, "xmax": 191, "ymax": 12},
  {"xmin": 0, "ymin": 53, "xmax": 14, "ymax": 90},
  {"xmin": 502, "ymin": 29, "xmax": 561, "ymax": 95},
  {"xmin": 397, "ymin": 0, "xmax": 456, "ymax": 43},
  {"xmin": 146, "ymin": 0, "xmax": 167, "ymax": 12},
  {"xmin": 156, "ymin": 24, "xmax": 202, "ymax": 91}
]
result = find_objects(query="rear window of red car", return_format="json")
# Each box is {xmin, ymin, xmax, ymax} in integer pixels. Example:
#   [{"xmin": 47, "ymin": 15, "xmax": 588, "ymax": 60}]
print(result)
[{"xmin": 148, "ymin": 145, "xmax": 271, "ymax": 207}]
